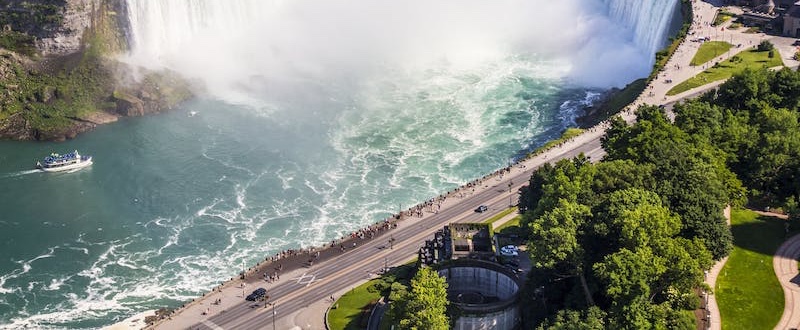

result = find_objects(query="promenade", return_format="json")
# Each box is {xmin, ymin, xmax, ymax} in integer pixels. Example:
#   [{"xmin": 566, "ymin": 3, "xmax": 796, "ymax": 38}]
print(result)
[
  {"xmin": 151, "ymin": 124, "xmax": 606, "ymax": 329},
  {"xmin": 148, "ymin": 1, "xmax": 800, "ymax": 329}
]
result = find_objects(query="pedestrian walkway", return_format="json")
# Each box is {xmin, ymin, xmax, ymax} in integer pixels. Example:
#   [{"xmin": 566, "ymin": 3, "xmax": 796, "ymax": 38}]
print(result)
[
  {"xmin": 772, "ymin": 211, "xmax": 800, "ymax": 330},
  {"xmin": 701, "ymin": 205, "xmax": 732, "ymax": 330},
  {"xmin": 627, "ymin": 0, "xmax": 778, "ymax": 117}
]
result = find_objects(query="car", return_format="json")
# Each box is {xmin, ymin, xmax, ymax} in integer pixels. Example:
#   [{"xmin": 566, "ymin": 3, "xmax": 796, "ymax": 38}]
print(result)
[
  {"xmin": 246, "ymin": 287, "xmax": 267, "ymax": 301},
  {"xmin": 500, "ymin": 245, "xmax": 518, "ymax": 257},
  {"xmin": 474, "ymin": 205, "xmax": 488, "ymax": 213}
]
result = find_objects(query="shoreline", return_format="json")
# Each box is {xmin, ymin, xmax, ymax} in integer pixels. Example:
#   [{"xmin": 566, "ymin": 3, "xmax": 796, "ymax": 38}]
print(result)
[
  {"xmin": 147, "ymin": 0, "xmax": 774, "ymax": 328},
  {"xmin": 129, "ymin": 3, "xmax": 702, "ymax": 328}
]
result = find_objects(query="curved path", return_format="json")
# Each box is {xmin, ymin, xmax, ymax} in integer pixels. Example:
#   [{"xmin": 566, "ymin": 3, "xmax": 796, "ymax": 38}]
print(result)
[
  {"xmin": 773, "ymin": 213, "xmax": 799, "ymax": 330},
  {"xmin": 702, "ymin": 205, "xmax": 732, "ymax": 330}
]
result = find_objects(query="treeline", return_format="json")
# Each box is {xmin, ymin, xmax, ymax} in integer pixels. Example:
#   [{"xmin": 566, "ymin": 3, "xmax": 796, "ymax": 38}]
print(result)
[
  {"xmin": 677, "ymin": 67, "xmax": 800, "ymax": 214},
  {"xmin": 519, "ymin": 67, "xmax": 800, "ymax": 328}
]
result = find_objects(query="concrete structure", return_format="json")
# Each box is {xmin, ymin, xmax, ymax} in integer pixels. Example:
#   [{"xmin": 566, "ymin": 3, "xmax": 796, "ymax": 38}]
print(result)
[
  {"xmin": 438, "ymin": 260, "xmax": 522, "ymax": 330},
  {"xmin": 450, "ymin": 223, "xmax": 493, "ymax": 258},
  {"xmin": 783, "ymin": 2, "xmax": 800, "ymax": 36}
]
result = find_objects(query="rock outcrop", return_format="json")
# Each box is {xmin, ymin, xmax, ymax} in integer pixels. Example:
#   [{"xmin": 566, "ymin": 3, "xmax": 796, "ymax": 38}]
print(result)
[{"xmin": 0, "ymin": 0, "xmax": 192, "ymax": 141}]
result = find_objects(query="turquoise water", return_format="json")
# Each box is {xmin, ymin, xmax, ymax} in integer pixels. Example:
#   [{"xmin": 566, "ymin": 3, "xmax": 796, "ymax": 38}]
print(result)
[{"xmin": 0, "ymin": 55, "xmax": 595, "ymax": 328}]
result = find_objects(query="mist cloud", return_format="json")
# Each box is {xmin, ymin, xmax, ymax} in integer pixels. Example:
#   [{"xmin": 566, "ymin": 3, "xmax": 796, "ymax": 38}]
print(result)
[{"xmin": 125, "ymin": 0, "xmax": 658, "ymax": 98}]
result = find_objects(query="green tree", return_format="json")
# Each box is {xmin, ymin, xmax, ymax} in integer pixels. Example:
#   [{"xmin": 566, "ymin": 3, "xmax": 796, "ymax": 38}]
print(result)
[
  {"xmin": 528, "ymin": 199, "xmax": 595, "ymax": 306},
  {"xmin": 397, "ymin": 267, "xmax": 449, "ymax": 330},
  {"xmin": 601, "ymin": 105, "xmax": 737, "ymax": 259},
  {"xmin": 537, "ymin": 306, "xmax": 607, "ymax": 330},
  {"xmin": 758, "ymin": 40, "xmax": 775, "ymax": 52}
]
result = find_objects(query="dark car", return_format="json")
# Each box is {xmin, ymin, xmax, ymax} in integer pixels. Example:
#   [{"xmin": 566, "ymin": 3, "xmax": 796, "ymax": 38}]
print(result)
[
  {"xmin": 474, "ymin": 205, "xmax": 488, "ymax": 213},
  {"xmin": 246, "ymin": 287, "xmax": 267, "ymax": 301}
]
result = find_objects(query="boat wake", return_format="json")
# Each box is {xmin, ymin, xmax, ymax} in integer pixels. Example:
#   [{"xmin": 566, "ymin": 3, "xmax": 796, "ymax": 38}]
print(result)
[{"xmin": 0, "ymin": 170, "xmax": 42, "ymax": 179}]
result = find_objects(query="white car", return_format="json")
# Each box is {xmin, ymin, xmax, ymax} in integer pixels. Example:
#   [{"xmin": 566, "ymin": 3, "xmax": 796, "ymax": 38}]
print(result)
[{"xmin": 500, "ymin": 245, "xmax": 518, "ymax": 257}]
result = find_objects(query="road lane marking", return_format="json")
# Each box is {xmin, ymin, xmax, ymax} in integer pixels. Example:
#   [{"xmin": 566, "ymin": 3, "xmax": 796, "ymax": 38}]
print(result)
[{"xmin": 202, "ymin": 319, "xmax": 224, "ymax": 330}]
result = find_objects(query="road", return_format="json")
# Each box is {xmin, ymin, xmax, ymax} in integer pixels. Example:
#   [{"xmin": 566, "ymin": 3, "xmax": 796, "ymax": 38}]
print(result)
[
  {"xmin": 156, "ymin": 1, "xmax": 796, "ymax": 327},
  {"xmin": 155, "ymin": 125, "xmax": 606, "ymax": 330}
]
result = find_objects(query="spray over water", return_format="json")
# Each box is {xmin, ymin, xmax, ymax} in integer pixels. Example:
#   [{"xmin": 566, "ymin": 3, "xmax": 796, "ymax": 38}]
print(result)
[{"xmin": 0, "ymin": 0, "xmax": 680, "ymax": 328}]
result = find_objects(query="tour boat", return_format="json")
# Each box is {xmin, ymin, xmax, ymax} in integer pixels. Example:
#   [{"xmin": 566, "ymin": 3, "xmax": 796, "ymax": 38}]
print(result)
[{"xmin": 36, "ymin": 150, "xmax": 93, "ymax": 172}]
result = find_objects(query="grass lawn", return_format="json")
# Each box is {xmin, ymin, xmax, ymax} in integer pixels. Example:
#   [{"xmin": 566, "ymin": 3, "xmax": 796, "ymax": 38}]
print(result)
[
  {"xmin": 667, "ymin": 49, "xmax": 783, "ymax": 96},
  {"xmin": 528, "ymin": 128, "xmax": 584, "ymax": 157},
  {"xmin": 690, "ymin": 41, "xmax": 733, "ymax": 66},
  {"xmin": 716, "ymin": 209, "xmax": 785, "ymax": 330},
  {"xmin": 713, "ymin": 13, "xmax": 733, "ymax": 27},
  {"xmin": 494, "ymin": 215, "xmax": 521, "ymax": 232},
  {"xmin": 484, "ymin": 207, "xmax": 518, "ymax": 227},
  {"xmin": 327, "ymin": 263, "xmax": 416, "ymax": 330},
  {"xmin": 327, "ymin": 279, "xmax": 383, "ymax": 330}
]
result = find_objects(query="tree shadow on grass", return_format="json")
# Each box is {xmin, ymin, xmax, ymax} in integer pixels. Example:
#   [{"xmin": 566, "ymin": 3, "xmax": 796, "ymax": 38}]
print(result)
[{"xmin": 730, "ymin": 213, "xmax": 798, "ymax": 258}]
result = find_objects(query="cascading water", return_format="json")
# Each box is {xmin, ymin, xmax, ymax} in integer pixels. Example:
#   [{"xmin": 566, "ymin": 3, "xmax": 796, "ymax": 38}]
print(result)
[
  {"xmin": 603, "ymin": 0, "xmax": 681, "ymax": 55},
  {"xmin": 0, "ymin": 1, "xmax": 683, "ymax": 328}
]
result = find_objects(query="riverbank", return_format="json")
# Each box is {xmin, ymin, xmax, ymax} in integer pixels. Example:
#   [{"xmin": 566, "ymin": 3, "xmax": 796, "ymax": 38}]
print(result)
[{"xmin": 140, "ymin": 2, "xmax": 704, "ymax": 328}]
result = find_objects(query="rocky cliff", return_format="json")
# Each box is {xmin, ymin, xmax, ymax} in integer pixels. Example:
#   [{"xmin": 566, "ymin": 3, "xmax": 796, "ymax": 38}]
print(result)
[{"xmin": 0, "ymin": 0, "xmax": 192, "ymax": 141}]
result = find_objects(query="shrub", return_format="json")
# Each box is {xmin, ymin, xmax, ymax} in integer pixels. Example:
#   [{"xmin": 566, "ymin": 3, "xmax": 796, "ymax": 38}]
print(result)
[{"xmin": 758, "ymin": 40, "xmax": 775, "ymax": 52}]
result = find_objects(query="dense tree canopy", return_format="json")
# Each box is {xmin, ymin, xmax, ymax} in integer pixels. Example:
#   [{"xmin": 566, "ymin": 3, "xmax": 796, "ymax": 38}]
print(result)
[
  {"xmin": 681, "ymin": 68, "xmax": 800, "ymax": 205},
  {"xmin": 393, "ymin": 267, "xmax": 450, "ymax": 330},
  {"xmin": 518, "ymin": 68, "xmax": 800, "ymax": 328}
]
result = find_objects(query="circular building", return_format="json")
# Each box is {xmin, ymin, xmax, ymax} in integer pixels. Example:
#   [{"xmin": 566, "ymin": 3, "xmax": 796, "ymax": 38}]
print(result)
[{"xmin": 437, "ymin": 260, "xmax": 522, "ymax": 330}]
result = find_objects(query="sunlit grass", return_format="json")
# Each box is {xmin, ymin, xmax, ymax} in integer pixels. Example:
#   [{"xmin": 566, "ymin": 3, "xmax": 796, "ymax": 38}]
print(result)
[{"xmin": 667, "ymin": 49, "xmax": 783, "ymax": 96}]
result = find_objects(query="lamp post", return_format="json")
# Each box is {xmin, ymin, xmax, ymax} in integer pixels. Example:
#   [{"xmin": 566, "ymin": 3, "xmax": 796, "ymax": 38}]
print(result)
[{"xmin": 272, "ymin": 303, "xmax": 276, "ymax": 330}]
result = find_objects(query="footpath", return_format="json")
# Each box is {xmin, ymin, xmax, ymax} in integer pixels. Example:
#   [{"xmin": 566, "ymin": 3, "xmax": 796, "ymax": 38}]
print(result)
[{"xmin": 769, "ymin": 211, "xmax": 800, "ymax": 330}]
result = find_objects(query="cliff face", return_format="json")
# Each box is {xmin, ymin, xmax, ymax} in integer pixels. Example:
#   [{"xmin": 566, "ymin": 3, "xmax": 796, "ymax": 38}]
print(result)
[{"xmin": 0, "ymin": 0, "xmax": 191, "ymax": 141}]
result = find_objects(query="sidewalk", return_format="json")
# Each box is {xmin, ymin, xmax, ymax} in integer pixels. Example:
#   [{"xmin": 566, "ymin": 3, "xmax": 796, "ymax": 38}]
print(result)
[
  {"xmin": 771, "ymin": 211, "xmax": 800, "ymax": 330},
  {"xmin": 701, "ymin": 205, "xmax": 732, "ymax": 330}
]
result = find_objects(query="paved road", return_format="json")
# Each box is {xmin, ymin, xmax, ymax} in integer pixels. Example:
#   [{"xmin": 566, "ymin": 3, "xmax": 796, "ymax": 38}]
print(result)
[
  {"xmin": 155, "ymin": 1, "xmax": 795, "ymax": 327},
  {"xmin": 156, "ymin": 125, "xmax": 605, "ymax": 329}
]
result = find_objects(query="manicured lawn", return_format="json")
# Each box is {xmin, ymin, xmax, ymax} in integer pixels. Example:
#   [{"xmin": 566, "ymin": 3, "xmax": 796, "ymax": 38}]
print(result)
[
  {"xmin": 667, "ymin": 49, "xmax": 784, "ymax": 96},
  {"xmin": 690, "ymin": 41, "xmax": 733, "ymax": 66},
  {"xmin": 494, "ymin": 215, "xmax": 521, "ymax": 232},
  {"xmin": 327, "ymin": 279, "xmax": 383, "ymax": 330},
  {"xmin": 713, "ymin": 13, "xmax": 733, "ymax": 27},
  {"xmin": 484, "ymin": 207, "xmax": 518, "ymax": 227},
  {"xmin": 716, "ymin": 209, "xmax": 785, "ymax": 330},
  {"xmin": 529, "ymin": 128, "xmax": 585, "ymax": 157},
  {"xmin": 327, "ymin": 262, "xmax": 416, "ymax": 330}
]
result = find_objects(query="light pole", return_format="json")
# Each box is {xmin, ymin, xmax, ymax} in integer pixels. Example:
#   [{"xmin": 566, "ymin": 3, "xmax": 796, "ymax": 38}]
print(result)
[{"xmin": 272, "ymin": 303, "xmax": 276, "ymax": 330}]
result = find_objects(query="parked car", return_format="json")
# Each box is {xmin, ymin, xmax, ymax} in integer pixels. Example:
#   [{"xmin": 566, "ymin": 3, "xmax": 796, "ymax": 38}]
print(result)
[
  {"xmin": 474, "ymin": 205, "xmax": 488, "ymax": 213},
  {"xmin": 246, "ymin": 287, "xmax": 267, "ymax": 301},
  {"xmin": 500, "ymin": 245, "xmax": 518, "ymax": 257}
]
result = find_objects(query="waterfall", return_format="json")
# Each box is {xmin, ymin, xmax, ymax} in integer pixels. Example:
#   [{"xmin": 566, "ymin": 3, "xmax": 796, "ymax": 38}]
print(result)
[
  {"xmin": 121, "ymin": 0, "xmax": 683, "ymax": 89},
  {"xmin": 124, "ymin": 0, "xmax": 279, "ymax": 63},
  {"xmin": 603, "ymin": 0, "xmax": 681, "ymax": 55}
]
